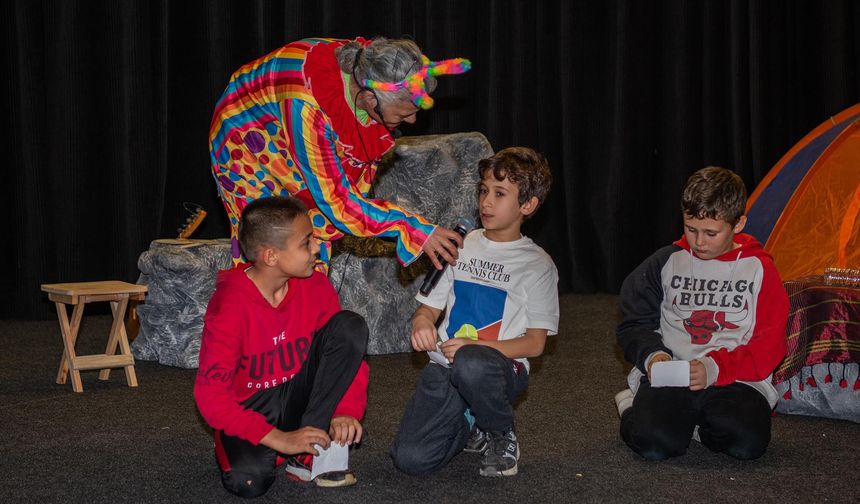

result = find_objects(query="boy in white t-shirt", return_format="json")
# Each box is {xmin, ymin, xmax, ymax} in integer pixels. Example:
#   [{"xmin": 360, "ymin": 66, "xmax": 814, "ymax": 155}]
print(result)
[{"xmin": 391, "ymin": 147, "xmax": 559, "ymax": 478}]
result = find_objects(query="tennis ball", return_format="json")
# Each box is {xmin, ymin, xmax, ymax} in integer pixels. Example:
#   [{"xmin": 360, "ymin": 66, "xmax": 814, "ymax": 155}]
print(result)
[{"xmin": 454, "ymin": 324, "xmax": 479, "ymax": 341}]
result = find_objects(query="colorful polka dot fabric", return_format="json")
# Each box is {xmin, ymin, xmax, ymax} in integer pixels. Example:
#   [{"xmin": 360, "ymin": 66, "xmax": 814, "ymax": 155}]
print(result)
[{"xmin": 209, "ymin": 38, "xmax": 436, "ymax": 269}]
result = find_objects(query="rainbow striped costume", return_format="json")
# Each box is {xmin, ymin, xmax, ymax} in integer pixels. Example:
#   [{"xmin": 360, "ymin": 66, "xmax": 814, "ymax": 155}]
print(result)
[{"xmin": 209, "ymin": 38, "xmax": 435, "ymax": 268}]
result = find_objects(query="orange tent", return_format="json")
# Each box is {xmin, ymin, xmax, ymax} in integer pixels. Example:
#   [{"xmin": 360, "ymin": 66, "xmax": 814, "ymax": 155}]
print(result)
[{"xmin": 746, "ymin": 103, "xmax": 860, "ymax": 281}]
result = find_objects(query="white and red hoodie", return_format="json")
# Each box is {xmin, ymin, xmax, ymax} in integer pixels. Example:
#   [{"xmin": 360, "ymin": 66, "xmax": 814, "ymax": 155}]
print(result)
[
  {"xmin": 617, "ymin": 233, "xmax": 788, "ymax": 406},
  {"xmin": 193, "ymin": 265, "xmax": 369, "ymax": 445}
]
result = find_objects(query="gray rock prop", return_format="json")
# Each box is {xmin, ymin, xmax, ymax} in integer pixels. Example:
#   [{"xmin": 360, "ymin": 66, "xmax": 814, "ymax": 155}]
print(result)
[
  {"xmin": 131, "ymin": 132, "xmax": 492, "ymax": 367},
  {"xmin": 330, "ymin": 132, "xmax": 493, "ymax": 354},
  {"xmin": 774, "ymin": 362, "xmax": 860, "ymax": 423},
  {"xmin": 132, "ymin": 239, "xmax": 232, "ymax": 368}
]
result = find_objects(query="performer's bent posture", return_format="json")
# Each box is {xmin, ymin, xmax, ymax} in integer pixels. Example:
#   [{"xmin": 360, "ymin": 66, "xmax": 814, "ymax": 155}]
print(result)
[
  {"xmin": 391, "ymin": 147, "xmax": 560, "ymax": 478},
  {"xmin": 615, "ymin": 167, "xmax": 789, "ymax": 461},
  {"xmin": 209, "ymin": 36, "xmax": 471, "ymax": 271},
  {"xmin": 194, "ymin": 196, "xmax": 369, "ymax": 497}
]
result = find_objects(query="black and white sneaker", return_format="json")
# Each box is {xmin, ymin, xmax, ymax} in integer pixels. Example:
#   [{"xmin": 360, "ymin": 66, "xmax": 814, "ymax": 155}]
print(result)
[
  {"xmin": 464, "ymin": 426, "xmax": 489, "ymax": 454},
  {"xmin": 479, "ymin": 430, "xmax": 520, "ymax": 477},
  {"xmin": 284, "ymin": 455, "xmax": 356, "ymax": 488}
]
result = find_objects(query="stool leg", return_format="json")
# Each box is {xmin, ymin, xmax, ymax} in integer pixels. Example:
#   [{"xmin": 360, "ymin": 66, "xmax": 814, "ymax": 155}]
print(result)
[
  {"xmin": 100, "ymin": 296, "xmax": 127, "ymax": 380},
  {"xmin": 55, "ymin": 302, "xmax": 85, "ymax": 393},
  {"xmin": 126, "ymin": 300, "xmax": 140, "ymax": 341},
  {"xmin": 100, "ymin": 297, "xmax": 138, "ymax": 387},
  {"xmin": 99, "ymin": 298, "xmax": 122, "ymax": 380}
]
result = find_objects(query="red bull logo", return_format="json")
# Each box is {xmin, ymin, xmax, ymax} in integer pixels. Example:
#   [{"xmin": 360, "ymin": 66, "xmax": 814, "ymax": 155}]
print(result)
[{"xmin": 672, "ymin": 298, "xmax": 749, "ymax": 345}]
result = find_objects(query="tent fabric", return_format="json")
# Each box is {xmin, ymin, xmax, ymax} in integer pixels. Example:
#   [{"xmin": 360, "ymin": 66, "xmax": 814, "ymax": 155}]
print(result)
[
  {"xmin": 746, "ymin": 103, "xmax": 860, "ymax": 281},
  {"xmin": 750, "ymin": 105, "xmax": 860, "ymax": 423}
]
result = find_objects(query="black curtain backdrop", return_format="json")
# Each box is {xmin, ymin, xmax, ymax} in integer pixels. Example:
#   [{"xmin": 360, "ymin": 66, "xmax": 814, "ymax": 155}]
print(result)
[{"xmin": 4, "ymin": 0, "xmax": 859, "ymax": 319}]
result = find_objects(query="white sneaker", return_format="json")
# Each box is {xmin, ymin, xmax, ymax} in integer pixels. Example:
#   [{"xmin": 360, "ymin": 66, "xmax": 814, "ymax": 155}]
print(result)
[
  {"xmin": 614, "ymin": 389, "xmax": 634, "ymax": 417},
  {"xmin": 692, "ymin": 425, "xmax": 701, "ymax": 443},
  {"xmin": 284, "ymin": 455, "xmax": 356, "ymax": 488}
]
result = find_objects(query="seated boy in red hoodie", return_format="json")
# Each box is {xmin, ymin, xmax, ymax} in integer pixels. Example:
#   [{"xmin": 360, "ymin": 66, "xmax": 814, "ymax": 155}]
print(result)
[{"xmin": 194, "ymin": 196, "xmax": 369, "ymax": 498}]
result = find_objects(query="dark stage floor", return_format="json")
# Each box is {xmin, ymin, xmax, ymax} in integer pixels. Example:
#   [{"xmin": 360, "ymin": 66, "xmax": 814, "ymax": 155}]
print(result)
[{"xmin": 1, "ymin": 294, "xmax": 857, "ymax": 503}]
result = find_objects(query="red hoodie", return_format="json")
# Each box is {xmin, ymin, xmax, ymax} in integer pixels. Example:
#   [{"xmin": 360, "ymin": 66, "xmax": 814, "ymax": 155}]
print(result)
[{"xmin": 193, "ymin": 265, "xmax": 369, "ymax": 444}]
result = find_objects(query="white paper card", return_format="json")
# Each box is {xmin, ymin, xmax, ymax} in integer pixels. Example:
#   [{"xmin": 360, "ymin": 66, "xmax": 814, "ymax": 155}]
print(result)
[
  {"xmin": 427, "ymin": 350, "xmax": 451, "ymax": 368},
  {"xmin": 311, "ymin": 442, "xmax": 349, "ymax": 480},
  {"xmin": 650, "ymin": 360, "xmax": 690, "ymax": 387},
  {"xmin": 427, "ymin": 342, "xmax": 451, "ymax": 368}
]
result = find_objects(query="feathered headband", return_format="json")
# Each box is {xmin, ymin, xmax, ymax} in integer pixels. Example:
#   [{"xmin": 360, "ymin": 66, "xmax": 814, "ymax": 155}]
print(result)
[{"xmin": 362, "ymin": 55, "xmax": 472, "ymax": 110}]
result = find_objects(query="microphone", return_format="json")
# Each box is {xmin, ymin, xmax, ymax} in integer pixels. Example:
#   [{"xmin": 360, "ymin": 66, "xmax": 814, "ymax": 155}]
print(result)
[{"xmin": 419, "ymin": 216, "xmax": 476, "ymax": 296}]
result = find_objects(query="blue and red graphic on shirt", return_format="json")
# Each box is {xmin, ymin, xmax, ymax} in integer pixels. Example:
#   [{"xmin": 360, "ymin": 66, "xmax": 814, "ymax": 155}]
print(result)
[{"xmin": 448, "ymin": 281, "xmax": 506, "ymax": 341}]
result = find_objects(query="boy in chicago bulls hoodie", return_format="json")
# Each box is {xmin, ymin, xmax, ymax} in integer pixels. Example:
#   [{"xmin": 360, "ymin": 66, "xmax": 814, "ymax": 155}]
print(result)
[
  {"xmin": 194, "ymin": 196, "xmax": 369, "ymax": 498},
  {"xmin": 615, "ymin": 166, "xmax": 788, "ymax": 461}
]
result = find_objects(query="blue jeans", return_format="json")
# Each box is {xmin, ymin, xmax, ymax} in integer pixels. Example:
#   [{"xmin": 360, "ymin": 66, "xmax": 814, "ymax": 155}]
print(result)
[{"xmin": 391, "ymin": 345, "xmax": 528, "ymax": 475}]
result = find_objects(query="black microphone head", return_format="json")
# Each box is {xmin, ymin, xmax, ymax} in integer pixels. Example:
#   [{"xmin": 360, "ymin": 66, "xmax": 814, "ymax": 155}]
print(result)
[
  {"xmin": 454, "ymin": 216, "xmax": 476, "ymax": 235},
  {"xmin": 419, "ymin": 216, "xmax": 475, "ymax": 296}
]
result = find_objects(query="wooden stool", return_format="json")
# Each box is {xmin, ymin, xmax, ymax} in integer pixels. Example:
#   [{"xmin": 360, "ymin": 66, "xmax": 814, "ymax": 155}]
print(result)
[{"xmin": 41, "ymin": 281, "xmax": 147, "ymax": 393}]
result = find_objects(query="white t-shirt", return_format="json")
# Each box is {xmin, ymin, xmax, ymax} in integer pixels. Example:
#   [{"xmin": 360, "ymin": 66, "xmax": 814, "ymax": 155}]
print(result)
[{"xmin": 416, "ymin": 229, "xmax": 560, "ymax": 372}]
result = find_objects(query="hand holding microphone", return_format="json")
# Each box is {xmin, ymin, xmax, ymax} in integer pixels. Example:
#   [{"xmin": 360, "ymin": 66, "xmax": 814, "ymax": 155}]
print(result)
[
  {"xmin": 420, "ymin": 217, "xmax": 475, "ymax": 296},
  {"xmin": 420, "ymin": 217, "xmax": 474, "ymax": 270}
]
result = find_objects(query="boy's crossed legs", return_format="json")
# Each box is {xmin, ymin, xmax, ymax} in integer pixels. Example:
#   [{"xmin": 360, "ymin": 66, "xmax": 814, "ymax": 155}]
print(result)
[
  {"xmin": 215, "ymin": 311, "xmax": 368, "ymax": 498},
  {"xmin": 391, "ymin": 345, "xmax": 528, "ymax": 476}
]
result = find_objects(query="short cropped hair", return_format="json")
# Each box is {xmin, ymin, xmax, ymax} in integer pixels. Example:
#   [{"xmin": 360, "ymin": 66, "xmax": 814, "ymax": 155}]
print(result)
[
  {"xmin": 238, "ymin": 196, "xmax": 308, "ymax": 262},
  {"xmin": 478, "ymin": 147, "xmax": 553, "ymax": 218},
  {"xmin": 337, "ymin": 37, "xmax": 437, "ymax": 106},
  {"xmin": 681, "ymin": 166, "xmax": 747, "ymax": 225}
]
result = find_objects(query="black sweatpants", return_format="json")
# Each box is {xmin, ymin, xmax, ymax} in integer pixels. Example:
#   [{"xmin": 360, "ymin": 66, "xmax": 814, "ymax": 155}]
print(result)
[
  {"xmin": 215, "ymin": 310, "xmax": 368, "ymax": 498},
  {"xmin": 620, "ymin": 377, "xmax": 773, "ymax": 461}
]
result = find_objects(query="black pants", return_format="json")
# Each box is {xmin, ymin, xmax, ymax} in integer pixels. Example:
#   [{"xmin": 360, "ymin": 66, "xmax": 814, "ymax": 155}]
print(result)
[
  {"xmin": 620, "ymin": 378, "xmax": 772, "ymax": 461},
  {"xmin": 390, "ymin": 345, "xmax": 528, "ymax": 476},
  {"xmin": 215, "ymin": 311, "xmax": 368, "ymax": 498}
]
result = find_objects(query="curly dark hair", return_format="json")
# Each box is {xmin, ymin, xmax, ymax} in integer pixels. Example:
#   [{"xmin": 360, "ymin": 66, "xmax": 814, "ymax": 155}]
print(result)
[
  {"xmin": 477, "ymin": 147, "xmax": 552, "ymax": 219},
  {"xmin": 681, "ymin": 166, "xmax": 747, "ymax": 225}
]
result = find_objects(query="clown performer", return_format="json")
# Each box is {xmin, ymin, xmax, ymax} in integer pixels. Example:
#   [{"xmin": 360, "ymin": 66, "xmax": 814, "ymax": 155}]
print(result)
[{"xmin": 209, "ymin": 37, "xmax": 472, "ymax": 271}]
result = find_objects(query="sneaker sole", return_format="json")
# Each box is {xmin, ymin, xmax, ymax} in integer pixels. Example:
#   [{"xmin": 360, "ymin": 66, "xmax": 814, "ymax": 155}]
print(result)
[
  {"xmin": 314, "ymin": 472, "xmax": 357, "ymax": 488},
  {"xmin": 285, "ymin": 471, "xmax": 314, "ymax": 485},
  {"xmin": 479, "ymin": 464, "xmax": 518, "ymax": 477},
  {"xmin": 285, "ymin": 466, "xmax": 312, "ymax": 482}
]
